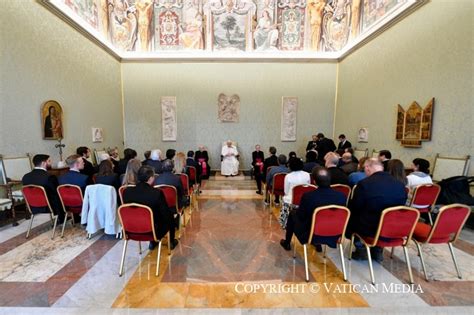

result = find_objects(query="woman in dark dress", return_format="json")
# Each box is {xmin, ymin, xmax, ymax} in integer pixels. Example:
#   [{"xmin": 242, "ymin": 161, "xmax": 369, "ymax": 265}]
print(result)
[{"xmin": 95, "ymin": 159, "xmax": 120, "ymax": 190}]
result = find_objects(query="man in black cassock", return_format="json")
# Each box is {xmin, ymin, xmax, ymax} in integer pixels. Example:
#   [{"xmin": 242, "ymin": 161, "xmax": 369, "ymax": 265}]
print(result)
[
  {"xmin": 252, "ymin": 144, "xmax": 265, "ymax": 195},
  {"xmin": 195, "ymin": 146, "xmax": 209, "ymax": 179}
]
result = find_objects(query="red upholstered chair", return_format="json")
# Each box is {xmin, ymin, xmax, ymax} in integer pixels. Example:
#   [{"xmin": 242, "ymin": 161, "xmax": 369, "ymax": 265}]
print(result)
[
  {"xmin": 118, "ymin": 185, "xmax": 135, "ymax": 205},
  {"xmin": 118, "ymin": 203, "xmax": 171, "ymax": 277},
  {"xmin": 291, "ymin": 184, "xmax": 317, "ymax": 207},
  {"xmin": 271, "ymin": 173, "xmax": 286, "ymax": 208},
  {"xmin": 412, "ymin": 203, "xmax": 470, "ymax": 281},
  {"xmin": 408, "ymin": 184, "xmax": 441, "ymax": 225},
  {"xmin": 22, "ymin": 185, "xmax": 58, "ymax": 239},
  {"xmin": 294, "ymin": 205, "xmax": 350, "ymax": 282},
  {"xmin": 330, "ymin": 184, "xmax": 351, "ymax": 206},
  {"xmin": 180, "ymin": 173, "xmax": 193, "ymax": 212},
  {"xmin": 57, "ymin": 184, "xmax": 83, "ymax": 237},
  {"xmin": 349, "ymin": 206, "xmax": 419, "ymax": 284},
  {"xmin": 155, "ymin": 184, "xmax": 185, "ymax": 230},
  {"xmin": 187, "ymin": 166, "xmax": 199, "ymax": 196}
]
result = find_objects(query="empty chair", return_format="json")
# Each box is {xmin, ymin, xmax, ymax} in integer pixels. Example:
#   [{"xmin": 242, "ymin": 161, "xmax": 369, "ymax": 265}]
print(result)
[
  {"xmin": 330, "ymin": 184, "xmax": 351, "ymax": 206},
  {"xmin": 412, "ymin": 203, "xmax": 470, "ymax": 281},
  {"xmin": 408, "ymin": 184, "xmax": 441, "ymax": 225},
  {"xmin": 57, "ymin": 184, "xmax": 83, "ymax": 237},
  {"xmin": 294, "ymin": 205, "xmax": 350, "ymax": 282},
  {"xmin": 118, "ymin": 203, "xmax": 171, "ymax": 277},
  {"xmin": 22, "ymin": 185, "xmax": 58, "ymax": 239},
  {"xmin": 349, "ymin": 206, "xmax": 419, "ymax": 284}
]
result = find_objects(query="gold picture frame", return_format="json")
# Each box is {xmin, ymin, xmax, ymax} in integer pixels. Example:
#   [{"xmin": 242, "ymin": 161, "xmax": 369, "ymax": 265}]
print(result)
[{"xmin": 41, "ymin": 100, "xmax": 63, "ymax": 140}]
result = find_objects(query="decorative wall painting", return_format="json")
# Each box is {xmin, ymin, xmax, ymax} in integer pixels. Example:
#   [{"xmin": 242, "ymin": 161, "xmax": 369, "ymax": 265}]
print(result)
[
  {"xmin": 161, "ymin": 96, "xmax": 177, "ymax": 141},
  {"xmin": 395, "ymin": 98, "xmax": 434, "ymax": 147},
  {"xmin": 277, "ymin": 0, "xmax": 306, "ymax": 51},
  {"xmin": 218, "ymin": 94, "xmax": 240, "ymax": 122},
  {"xmin": 155, "ymin": 0, "xmax": 183, "ymax": 50},
  {"xmin": 41, "ymin": 100, "xmax": 64, "ymax": 140},
  {"xmin": 92, "ymin": 127, "xmax": 104, "ymax": 143},
  {"xmin": 358, "ymin": 127, "xmax": 368, "ymax": 143},
  {"xmin": 281, "ymin": 97, "xmax": 298, "ymax": 141},
  {"xmin": 361, "ymin": 0, "xmax": 407, "ymax": 32}
]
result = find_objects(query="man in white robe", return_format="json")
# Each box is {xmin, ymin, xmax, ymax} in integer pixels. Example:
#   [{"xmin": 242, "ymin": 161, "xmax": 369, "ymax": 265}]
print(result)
[{"xmin": 221, "ymin": 140, "xmax": 239, "ymax": 176}]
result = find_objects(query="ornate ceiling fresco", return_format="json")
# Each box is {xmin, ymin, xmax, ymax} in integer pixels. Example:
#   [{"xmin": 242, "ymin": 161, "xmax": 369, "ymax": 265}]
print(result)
[{"xmin": 42, "ymin": 0, "xmax": 424, "ymax": 60}]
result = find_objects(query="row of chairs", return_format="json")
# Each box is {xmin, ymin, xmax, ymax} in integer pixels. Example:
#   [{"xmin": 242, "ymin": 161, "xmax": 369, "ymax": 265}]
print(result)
[{"xmin": 292, "ymin": 203, "xmax": 470, "ymax": 285}]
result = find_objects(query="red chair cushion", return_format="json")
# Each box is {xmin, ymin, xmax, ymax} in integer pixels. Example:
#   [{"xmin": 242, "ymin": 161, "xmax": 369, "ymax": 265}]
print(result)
[{"xmin": 413, "ymin": 222, "xmax": 431, "ymax": 243}]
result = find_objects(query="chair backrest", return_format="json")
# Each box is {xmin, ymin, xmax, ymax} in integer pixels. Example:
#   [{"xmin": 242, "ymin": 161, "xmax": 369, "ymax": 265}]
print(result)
[
  {"xmin": 410, "ymin": 184, "xmax": 441, "ymax": 209},
  {"xmin": 0, "ymin": 154, "xmax": 32, "ymax": 183},
  {"xmin": 291, "ymin": 184, "xmax": 317, "ymax": 206},
  {"xmin": 187, "ymin": 166, "xmax": 197, "ymax": 182},
  {"xmin": 310, "ymin": 205, "xmax": 350, "ymax": 244},
  {"xmin": 57, "ymin": 184, "xmax": 83, "ymax": 214},
  {"xmin": 180, "ymin": 173, "xmax": 190, "ymax": 196},
  {"xmin": 425, "ymin": 203, "xmax": 470, "ymax": 244},
  {"xmin": 272, "ymin": 173, "xmax": 286, "ymax": 195},
  {"xmin": 350, "ymin": 184, "xmax": 357, "ymax": 200},
  {"xmin": 330, "ymin": 184, "xmax": 351, "ymax": 205},
  {"xmin": 371, "ymin": 149, "xmax": 379, "ymax": 158},
  {"xmin": 432, "ymin": 154, "xmax": 470, "ymax": 182},
  {"xmin": 353, "ymin": 148, "xmax": 368, "ymax": 160},
  {"xmin": 118, "ymin": 185, "xmax": 135, "ymax": 205},
  {"xmin": 373, "ymin": 206, "xmax": 420, "ymax": 247},
  {"xmin": 22, "ymin": 185, "xmax": 53, "ymax": 213},
  {"xmin": 155, "ymin": 184, "xmax": 178, "ymax": 211},
  {"xmin": 118, "ymin": 203, "xmax": 156, "ymax": 241}
]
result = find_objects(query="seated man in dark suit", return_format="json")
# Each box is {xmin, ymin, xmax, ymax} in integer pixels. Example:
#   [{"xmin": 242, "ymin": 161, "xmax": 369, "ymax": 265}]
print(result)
[
  {"xmin": 325, "ymin": 152, "xmax": 349, "ymax": 185},
  {"xmin": 337, "ymin": 134, "xmax": 352, "ymax": 150},
  {"xmin": 22, "ymin": 154, "xmax": 64, "ymax": 221},
  {"xmin": 123, "ymin": 166, "xmax": 178, "ymax": 250},
  {"xmin": 59, "ymin": 154, "xmax": 92, "ymax": 192},
  {"xmin": 347, "ymin": 158, "xmax": 407, "ymax": 262},
  {"xmin": 154, "ymin": 159, "xmax": 184, "ymax": 209},
  {"xmin": 263, "ymin": 146, "xmax": 278, "ymax": 179},
  {"xmin": 280, "ymin": 167, "xmax": 346, "ymax": 251},
  {"xmin": 185, "ymin": 150, "xmax": 201, "ymax": 185},
  {"xmin": 76, "ymin": 146, "xmax": 96, "ymax": 180},
  {"xmin": 303, "ymin": 150, "xmax": 320, "ymax": 173}
]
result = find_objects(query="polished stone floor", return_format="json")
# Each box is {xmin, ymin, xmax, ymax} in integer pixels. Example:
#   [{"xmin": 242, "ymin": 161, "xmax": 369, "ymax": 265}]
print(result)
[{"xmin": 0, "ymin": 177, "xmax": 473, "ymax": 314}]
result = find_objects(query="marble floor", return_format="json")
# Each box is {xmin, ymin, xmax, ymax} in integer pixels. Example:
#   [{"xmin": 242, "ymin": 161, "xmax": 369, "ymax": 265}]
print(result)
[{"xmin": 0, "ymin": 179, "xmax": 473, "ymax": 314}]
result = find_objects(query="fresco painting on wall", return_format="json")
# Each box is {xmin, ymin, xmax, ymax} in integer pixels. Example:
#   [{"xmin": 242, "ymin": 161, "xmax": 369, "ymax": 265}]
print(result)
[
  {"xmin": 218, "ymin": 94, "xmax": 240, "ymax": 122},
  {"xmin": 60, "ymin": 0, "xmax": 414, "ymax": 54},
  {"xmin": 161, "ymin": 96, "xmax": 177, "ymax": 141},
  {"xmin": 281, "ymin": 97, "xmax": 298, "ymax": 141},
  {"xmin": 42, "ymin": 100, "xmax": 64, "ymax": 140}
]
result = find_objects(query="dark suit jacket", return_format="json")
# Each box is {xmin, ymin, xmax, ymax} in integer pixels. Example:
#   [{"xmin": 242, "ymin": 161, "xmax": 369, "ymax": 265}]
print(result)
[
  {"xmin": 337, "ymin": 140, "xmax": 352, "ymax": 150},
  {"xmin": 328, "ymin": 167, "xmax": 349, "ymax": 185},
  {"xmin": 22, "ymin": 168, "xmax": 62, "ymax": 217},
  {"xmin": 117, "ymin": 159, "xmax": 129, "ymax": 175},
  {"xmin": 252, "ymin": 151, "xmax": 265, "ymax": 175},
  {"xmin": 59, "ymin": 170, "xmax": 90, "ymax": 192},
  {"xmin": 306, "ymin": 141, "xmax": 318, "ymax": 152},
  {"xmin": 80, "ymin": 158, "xmax": 96, "ymax": 178},
  {"xmin": 348, "ymin": 171, "xmax": 407, "ymax": 237},
  {"xmin": 294, "ymin": 187, "xmax": 347, "ymax": 244},
  {"xmin": 316, "ymin": 138, "xmax": 336, "ymax": 162},
  {"xmin": 95, "ymin": 174, "xmax": 120, "ymax": 190},
  {"xmin": 263, "ymin": 154, "xmax": 278, "ymax": 178},
  {"xmin": 303, "ymin": 161, "xmax": 320, "ymax": 173},
  {"xmin": 143, "ymin": 159, "xmax": 163, "ymax": 174},
  {"xmin": 186, "ymin": 158, "xmax": 201, "ymax": 184},
  {"xmin": 122, "ymin": 182, "xmax": 172, "ymax": 239},
  {"xmin": 154, "ymin": 171, "xmax": 184, "ymax": 209}
]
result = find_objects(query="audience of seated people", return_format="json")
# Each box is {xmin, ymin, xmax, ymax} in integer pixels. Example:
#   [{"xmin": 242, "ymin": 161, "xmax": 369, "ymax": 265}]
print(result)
[
  {"xmin": 265, "ymin": 154, "xmax": 289, "ymax": 206},
  {"xmin": 154, "ymin": 159, "xmax": 184, "ymax": 210},
  {"xmin": 142, "ymin": 150, "xmax": 151, "ymax": 165},
  {"xmin": 280, "ymin": 167, "xmax": 346, "ymax": 251},
  {"xmin": 122, "ymin": 165, "xmax": 179, "ymax": 250},
  {"xmin": 324, "ymin": 152, "xmax": 349, "ymax": 185},
  {"xmin": 117, "ymin": 148, "xmax": 137, "ymax": 175},
  {"xmin": 58, "ymin": 154, "xmax": 91, "ymax": 192}
]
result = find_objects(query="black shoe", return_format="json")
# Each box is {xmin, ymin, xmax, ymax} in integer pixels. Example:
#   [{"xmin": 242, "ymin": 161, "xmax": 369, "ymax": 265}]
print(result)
[
  {"xmin": 351, "ymin": 248, "xmax": 368, "ymax": 261},
  {"xmin": 280, "ymin": 239, "xmax": 291, "ymax": 251},
  {"xmin": 371, "ymin": 247, "xmax": 384, "ymax": 263},
  {"xmin": 256, "ymin": 190, "xmax": 262, "ymax": 195},
  {"xmin": 149, "ymin": 241, "xmax": 158, "ymax": 250},
  {"xmin": 170, "ymin": 239, "xmax": 179, "ymax": 250},
  {"xmin": 315, "ymin": 244, "xmax": 322, "ymax": 252}
]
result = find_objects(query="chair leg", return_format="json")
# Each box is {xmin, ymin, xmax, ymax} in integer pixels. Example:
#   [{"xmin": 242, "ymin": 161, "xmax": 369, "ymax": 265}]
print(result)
[
  {"xmin": 390, "ymin": 247, "xmax": 395, "ymax": 259},
  {"xmin": 427, "ymin": 212, "xmax": 433, "ymax": 225},
  {"xmin": 339, "ymin": 243, "xmax": 347, "ymax": 281},
  {"xmin": 26, "ymin": 214, "xmax": 35, "ymax": 239},
  {"xmin": 60, "ymin": 214, "xmax": 68, "ymax": 238},
  {"xmin": 156, "ymin": 241, "xmax": 162, "ymax": 277},
  {"xmin": 303, "ymin": 244, "xmax": 309, "ymax": 282},
  {"xmin": 292, "ymin": 235, "xmax": 296, "ymax": 259},
  {"xmin": 51, "ymin": 215, "xmax": 58, "ymax": 240},
  {"xmin": 448, "ymin": 242, "xmax": 462, "ymax": 279},
  {"xmin": 414, "ymin": 241, "xmax": 428, "ymax": 281},
  {"xmin": 182, "ymin": 211, "xmax": 186, "ymax": 228},
  {"xmin": 403, "ymin": 245, "xmax": 414, "ymax": 284},
  {"xmin": 348, "ymin": 234, "xmax": 355, "ymax": 260},
  {"xmin": 167, "ymin": 232, "xmax": 171, "ymax": 255},
  {"xmin": 119, "ymin": 239, "xmax": 128, "ymax": 276},
  {"xmin": 138, "ymin": 241, "xmax": 142, "ymax": 255},
  {"xmin": 323, "ymin": 244, "xmax": 327, "ymax": 258},
  {"xmin": 365, "ymin": 245, "xmax": 375, "ymax": 285}
]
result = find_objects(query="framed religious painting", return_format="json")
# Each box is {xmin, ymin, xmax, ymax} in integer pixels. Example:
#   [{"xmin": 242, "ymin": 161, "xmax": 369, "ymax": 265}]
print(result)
[
  {"xmin": 41, "ymin": 100, "xmax": 63, "ymax": 140},
  {"xmin": 92, "ymin": 127, "xmax": 104, "ymax": 143}
]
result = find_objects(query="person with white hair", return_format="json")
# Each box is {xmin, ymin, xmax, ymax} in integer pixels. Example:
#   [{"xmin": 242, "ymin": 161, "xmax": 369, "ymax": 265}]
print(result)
[
  {"xmin": 221, "ymin": 140, "xmax": 239, "ymax": 176},
  {"xmin": 143, "ymin": 149, "xmax": 163, "ymax": 174}
]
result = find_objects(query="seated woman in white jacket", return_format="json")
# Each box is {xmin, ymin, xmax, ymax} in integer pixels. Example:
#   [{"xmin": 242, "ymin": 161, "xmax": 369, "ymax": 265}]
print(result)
[{"xmin": 407, "ymin": 158, "xmax": 433, "ymax": 190}]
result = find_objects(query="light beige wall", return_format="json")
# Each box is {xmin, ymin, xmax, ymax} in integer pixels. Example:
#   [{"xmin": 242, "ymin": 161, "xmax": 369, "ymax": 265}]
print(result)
[
  {"xmin": 335, "ymin": 0, "xmax": 474, "ymax": 175},
  {"xmin": 0, "ymin": 1, "xmax": 123, "ymax": 166},
  {"xmin": 122, "ymin": 62, "xmax": 337, "ymax": 169}
]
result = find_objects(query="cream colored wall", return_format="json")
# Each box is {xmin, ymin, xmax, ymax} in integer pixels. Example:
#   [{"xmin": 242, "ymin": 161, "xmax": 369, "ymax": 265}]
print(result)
[
  {"xmin": 334, "ymin": 0, "xmax": 474, "ymax": 175},
  {"xmin": 122, "ymin": 62, "xmax": 337, "ymax": 170},
  {"xmin": 0, "ymin": 1, "xmax": 123, "ymax": 166}
]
